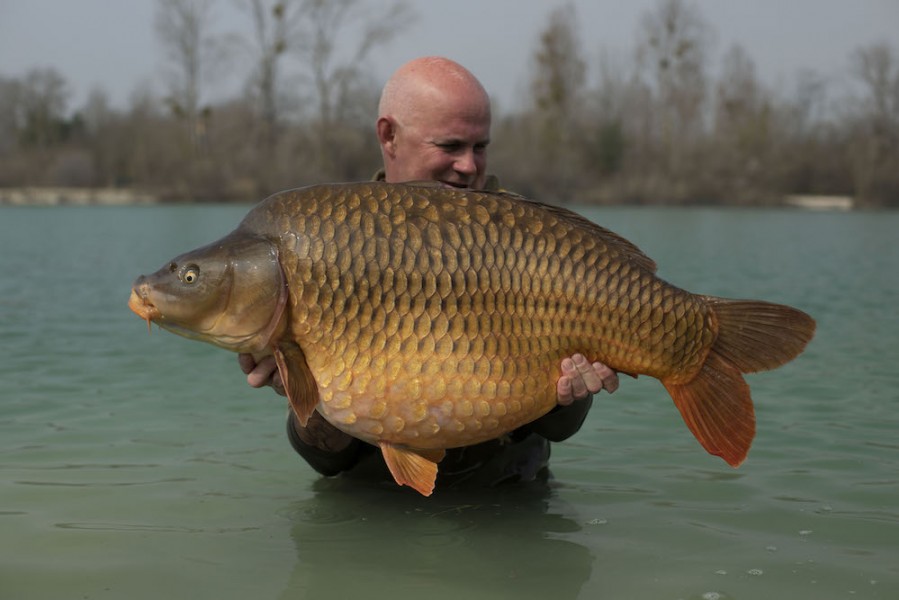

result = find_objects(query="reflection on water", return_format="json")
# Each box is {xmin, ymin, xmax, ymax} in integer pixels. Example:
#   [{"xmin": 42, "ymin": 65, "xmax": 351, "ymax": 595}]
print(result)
[
  {"xmin": 1, "ymin": 205, "xmax": 898, "ymax": 599},
  {"xmin": 280, "ymin": 478, "xmax": 592, "ymax": 599}
]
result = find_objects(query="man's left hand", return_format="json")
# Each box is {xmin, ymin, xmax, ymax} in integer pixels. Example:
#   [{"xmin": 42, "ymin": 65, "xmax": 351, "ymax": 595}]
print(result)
[{"xmin": 557, "ymin": 354, "xmax": 618, "ymax": 406}]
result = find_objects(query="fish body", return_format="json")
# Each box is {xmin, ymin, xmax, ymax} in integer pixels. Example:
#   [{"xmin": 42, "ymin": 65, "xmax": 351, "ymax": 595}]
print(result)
[{"xmin": 129, "ymin": 182, "xmax": 815, "ymax": 495}]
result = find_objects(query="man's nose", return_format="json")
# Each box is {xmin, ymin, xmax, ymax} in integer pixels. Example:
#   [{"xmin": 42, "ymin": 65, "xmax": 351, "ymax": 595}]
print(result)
[{"xmin": 454, "ymin": 150, "xmax": 477, "ymax": 175}]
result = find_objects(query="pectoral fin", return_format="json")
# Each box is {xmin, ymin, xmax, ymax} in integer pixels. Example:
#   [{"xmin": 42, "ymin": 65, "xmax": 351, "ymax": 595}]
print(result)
[
  {"xmin": 379, "ymin": 442, "xmax": 446, "ymax": 497},
  {"xmin": 273, "ymin": 342, "xmax": 320, "ymax": 427}
]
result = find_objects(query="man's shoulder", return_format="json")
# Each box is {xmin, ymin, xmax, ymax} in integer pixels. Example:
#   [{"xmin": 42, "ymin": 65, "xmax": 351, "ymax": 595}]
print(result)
[{"xmin": 483, "ymin": 174, "xmax": 502, "ymax": 192}]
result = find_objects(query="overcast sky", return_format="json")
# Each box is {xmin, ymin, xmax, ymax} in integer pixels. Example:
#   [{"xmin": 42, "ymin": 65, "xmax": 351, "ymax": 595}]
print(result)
[{"xmin": 1, "ymin": 0, "xmax": 897, "ymax": 113}]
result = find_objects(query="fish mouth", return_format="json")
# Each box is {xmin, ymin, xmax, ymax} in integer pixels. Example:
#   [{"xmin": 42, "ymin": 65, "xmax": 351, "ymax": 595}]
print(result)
[{"xmin": 128, "ymin": 286, "xmax": 160, "ymax": 331}]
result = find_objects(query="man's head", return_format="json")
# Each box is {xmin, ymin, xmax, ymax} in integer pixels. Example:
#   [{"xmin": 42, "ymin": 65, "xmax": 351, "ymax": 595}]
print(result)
[{"xmin": 377, "ymin": 57, "xmax": 491, "ymax": 190}]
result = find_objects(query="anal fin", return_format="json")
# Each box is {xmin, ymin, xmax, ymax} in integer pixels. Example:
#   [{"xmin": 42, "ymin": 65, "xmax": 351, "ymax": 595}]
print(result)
[
  {"xmin": 273, "ymin": 342, "xmax": 320, "ymax": 427},
  {"xmin": 663, "ymin": 351, "xmax": 755, "ymax": 467},
  {"xmin": 379, "ymin": 442, "xmax": 446, "ymax": 497}
]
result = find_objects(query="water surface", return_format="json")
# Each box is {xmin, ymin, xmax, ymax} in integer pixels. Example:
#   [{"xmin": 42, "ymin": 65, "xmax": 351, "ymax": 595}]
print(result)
[{"xmin": 1, "ymin": 203, "xmax": 896, "ymax": 599}]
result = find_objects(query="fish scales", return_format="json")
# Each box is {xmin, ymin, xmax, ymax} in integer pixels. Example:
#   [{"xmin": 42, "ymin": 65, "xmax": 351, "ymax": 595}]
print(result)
[
  {"xmin": 240, "ymin": 183, "xmax": 711, "ymax": 446},
  {"xmin": 130, "ymin": 181, "xmax": 815, "ymax": 496}
]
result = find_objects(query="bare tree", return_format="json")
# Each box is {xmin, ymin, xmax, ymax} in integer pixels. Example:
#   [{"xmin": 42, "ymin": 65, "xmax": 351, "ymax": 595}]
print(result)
[
  {"xmin": 156, "ymin": 0, "xmax": 228, "ymax": 154},
  {"xmin": 848, "ymin": 42, "xmax": 899, "ymax": 206},
  {"xmin": 711, "ymin": 45, "xmax": 775, "ymax": 202},
  {"xmin": 0, "ymin": 68, "xmax": 72, "ymax": 185},
  {"xmin": 238, "ymin": 0, "xmax": 304, "ymax": 139},
  {"xmin": 789, "ymin": 69, "xmax": 828, "ymax": 137},
  {"xmin": 532, "ymin": 4, "xmax": 586, "ymax": 118},
  {"xmin": 17, "ymin": 68, "xmax": 70, "ymax": 149},
  {"xmin": 636, "ymin": 0, "xmax": 713, "ymax": 188},
  {"xmin": 297, "ymin": 0, "xmax": 414, "ymax": 124},
  {"xmin": 81, "ymin": 87, "xmax": 125, "ymax": 187},
  {"xmin": 528, "ymin": 3, "xmax": 587, "ymax": 200},
  {"xmin": 850, "ymin": 42, "xmax": 899, "ymax": 138},
  {"xmin": 291, "ymin": 0, "xmax": 415, "ymax": 177},
  {"xmin": 0, "ymin": 76, "xmax": 25, "ymax": 185},
  {"xmin": 582, "ymin": 50, "xmax": 643, "ymax": 199},
  {"xmin": 122, "ymin": 85, "xmax": 181, "ymax": 191},
  {"xmin": 0, "ymin": 76, "xmax": 24, "ymax": 155}
]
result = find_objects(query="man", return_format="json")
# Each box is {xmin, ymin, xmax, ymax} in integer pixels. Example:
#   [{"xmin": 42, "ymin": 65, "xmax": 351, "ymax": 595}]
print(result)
[{"xmin": 239, "ymin": 57, "xmax": 619, "ymax": 487}]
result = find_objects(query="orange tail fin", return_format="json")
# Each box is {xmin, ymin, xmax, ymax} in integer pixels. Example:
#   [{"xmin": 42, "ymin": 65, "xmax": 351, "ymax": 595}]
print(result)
[{"xmin": 663, "ymin": 299, "xmax": 816, "ymax": 467}]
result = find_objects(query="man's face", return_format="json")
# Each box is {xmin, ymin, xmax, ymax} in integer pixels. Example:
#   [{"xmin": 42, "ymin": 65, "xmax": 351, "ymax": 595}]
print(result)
[{"xmin": 385, "ymin": 97, "xmax": 491, "ymax": 190}]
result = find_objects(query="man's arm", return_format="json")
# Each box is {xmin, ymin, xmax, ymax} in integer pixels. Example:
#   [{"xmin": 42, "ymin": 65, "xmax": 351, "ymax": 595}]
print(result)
[{"xmin": 285, "ymin": 410, "xmax": 362, "ymax": 476}]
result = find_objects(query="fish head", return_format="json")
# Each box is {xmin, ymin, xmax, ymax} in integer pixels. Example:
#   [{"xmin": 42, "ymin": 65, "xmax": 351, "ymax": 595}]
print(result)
[{"xmin": 129, "ymin": 231, "xmax": 287, "ymax": 353}]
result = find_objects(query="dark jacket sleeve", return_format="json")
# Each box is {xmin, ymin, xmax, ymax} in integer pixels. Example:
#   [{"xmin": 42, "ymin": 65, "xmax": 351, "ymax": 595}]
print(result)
[
  {"xmin": 285, "ymin": 411, "xmax": 363, "ymax": 477},
  {"xmin": 526, "ymin": 397, "xmax": 594, "ymax": 443}
]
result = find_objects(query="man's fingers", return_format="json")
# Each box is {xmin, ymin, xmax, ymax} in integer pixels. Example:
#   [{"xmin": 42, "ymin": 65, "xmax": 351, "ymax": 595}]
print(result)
[
  {"xmin": 558, "ymin": 354, "xmax": 620, "ymax": 405},
  {"xmin": 572, "ymin": 354, "xmax": 619, "ymax": 395},
  {"xmin": 247, "ymin": 356, "xmax": 278, "ymax": 388},
  {"xmin": 556, "ymin": 375, "xmax": 574, "ymax": 406},
  {"xmin": 559, "ymin": 356, "xmax": 589, "ymax": 403},
  {"xmin": 594, "ymin": 361, "xmax": 619, "ymax": 394},
  {"xmin": 240, "ymin": 354, "xmax": 286, "ymax": 396},
  {"xmin": 572, "ymin": 354, "xmax": 604, "ymax": 395},
  {"xmin": 238, "ymin": 353, "xmax": 256, "ymax": 375}
]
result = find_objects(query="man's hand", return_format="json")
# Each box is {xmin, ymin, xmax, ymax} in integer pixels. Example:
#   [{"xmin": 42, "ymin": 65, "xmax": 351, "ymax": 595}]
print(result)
[
  {"xmin": 238, "ymin": 354, "xmax": 285, "ymax": 396},
  {"xmin": 556, "ymin": 354, "xmax": 618, "ymax": 406}
]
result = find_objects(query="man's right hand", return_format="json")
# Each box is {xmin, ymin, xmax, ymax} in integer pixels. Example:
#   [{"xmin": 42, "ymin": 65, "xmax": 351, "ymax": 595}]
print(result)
[{"xmin": 238, "ymin": 354, "xmax": 285, "ymax": 396}]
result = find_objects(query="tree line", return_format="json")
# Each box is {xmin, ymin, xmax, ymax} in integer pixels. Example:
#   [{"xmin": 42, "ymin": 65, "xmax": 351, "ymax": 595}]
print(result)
[{"xmin": 1, "ymin": 0, "xmax": 897, "ymax": 207}]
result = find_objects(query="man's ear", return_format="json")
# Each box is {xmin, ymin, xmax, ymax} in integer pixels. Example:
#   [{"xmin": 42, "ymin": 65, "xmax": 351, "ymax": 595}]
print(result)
[{"xmin": 377, "ymin": 116, "xmax": 397, "ymax": 156}]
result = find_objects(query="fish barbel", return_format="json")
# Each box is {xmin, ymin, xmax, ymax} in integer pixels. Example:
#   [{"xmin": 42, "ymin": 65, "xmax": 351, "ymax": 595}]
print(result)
[{"xmin": 129, "ymin": 182, "xmax": 815, "ymax": 495}]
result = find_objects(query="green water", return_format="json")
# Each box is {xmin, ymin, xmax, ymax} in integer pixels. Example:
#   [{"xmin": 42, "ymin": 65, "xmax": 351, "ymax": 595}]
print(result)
[{"xmin": 1, "ymin": 203, "xmax": 896, "ymax": 600}]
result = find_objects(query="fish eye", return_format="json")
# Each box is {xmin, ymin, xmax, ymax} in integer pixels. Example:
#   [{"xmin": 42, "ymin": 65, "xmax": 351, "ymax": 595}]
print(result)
[{"xmin": 181, "ymin": 265, "xmax": 200, "ymax": 284}]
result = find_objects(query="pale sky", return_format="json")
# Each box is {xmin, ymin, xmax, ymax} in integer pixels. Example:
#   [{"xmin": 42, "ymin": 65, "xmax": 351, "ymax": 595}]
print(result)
[{"xmin": 1, "ymin": 0, "xmax": 897, "ymax": 114}]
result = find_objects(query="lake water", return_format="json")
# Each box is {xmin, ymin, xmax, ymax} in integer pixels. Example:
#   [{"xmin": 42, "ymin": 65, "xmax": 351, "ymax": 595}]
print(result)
[{"xmin": 1, "ymin": 202, "xmax": 897, "ymax": 600}]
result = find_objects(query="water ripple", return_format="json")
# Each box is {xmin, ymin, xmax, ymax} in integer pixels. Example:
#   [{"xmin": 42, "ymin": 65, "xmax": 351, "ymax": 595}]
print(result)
[
  {"xmin": 55, "ymin": 522, "xmax": 260, "ymax": 534},
  {"xmin": 14, "ymin": 477, "xmax": 194, "ymax": 487}
]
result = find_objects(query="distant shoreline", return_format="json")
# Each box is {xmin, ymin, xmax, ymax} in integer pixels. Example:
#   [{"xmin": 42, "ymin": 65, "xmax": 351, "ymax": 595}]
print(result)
[
  {"xmin": 784, "ymin": 194, "xmax": 854, "ymax": 211},
  {"xmin": 0, "ymin": 187, "xmax": 157, "ymax": 206},
  {"xmin": 0, "ymin": 187, "xmax": 856, "ymax": 210}
]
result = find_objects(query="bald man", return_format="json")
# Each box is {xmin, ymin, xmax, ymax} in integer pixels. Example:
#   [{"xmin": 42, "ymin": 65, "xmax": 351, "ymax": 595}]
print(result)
[
  {"xmin": 240, "ymin": 57, "xmax": 618, "ymax": 488},
  {"xmin": 376, "ymin": 56, "xmax": 492, "ymax": 190}
]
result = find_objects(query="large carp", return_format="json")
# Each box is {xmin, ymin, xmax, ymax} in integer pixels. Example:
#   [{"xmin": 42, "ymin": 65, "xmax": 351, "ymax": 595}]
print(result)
[{"xmin": 129, "ymin": 182, "xmax": 815, "ymax": 495}]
